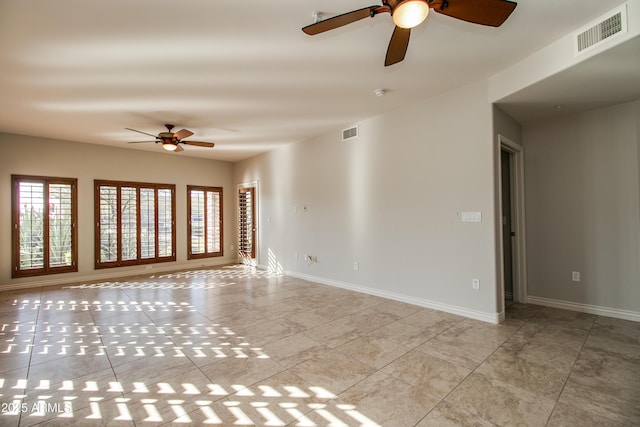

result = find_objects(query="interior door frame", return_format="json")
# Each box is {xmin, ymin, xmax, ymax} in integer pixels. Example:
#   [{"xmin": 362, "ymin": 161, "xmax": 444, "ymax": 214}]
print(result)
[
  {"xmin": 237, "ymin": 181, "xmax": 259, "ymax": 266},
  {"xmin": 498, "ymin": 135, "xmax": 528, "ymax": 312}
]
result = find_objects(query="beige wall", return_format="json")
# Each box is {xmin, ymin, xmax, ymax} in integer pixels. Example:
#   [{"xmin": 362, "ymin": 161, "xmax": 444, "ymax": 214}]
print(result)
[
  {"xmin": 235, "ymin": 80, "xmax": 502, "ymax": 321},
  {"xmin": 0, "ymin": 133, "xmax": 236, "ymax": 287},
  {"xmin": 523, "ymin": 100, "xmax": 640, "ymax": 312},
  {"xmin": 493, "ymin": 106, "xmax": 523, "ymax": 147}
]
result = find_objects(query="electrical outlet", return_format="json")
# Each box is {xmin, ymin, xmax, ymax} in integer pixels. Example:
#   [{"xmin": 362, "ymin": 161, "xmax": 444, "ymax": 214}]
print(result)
[
  {"xmin": 353, "ymin": 262, "xmax": 359, "ymax": 271},
  {"xmin": 572, "ymin": 271, "xmax": 581, "ymax": 282},
  {"xmin": 472, "ymin": 278, "xmax": 480, "ymax": 290}
]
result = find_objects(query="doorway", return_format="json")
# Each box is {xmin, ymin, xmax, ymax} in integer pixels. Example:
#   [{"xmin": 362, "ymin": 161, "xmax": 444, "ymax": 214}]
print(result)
[
  {"xmin": 498, "ymin": 135, "xmax": 528, "ymax": 313},
  {"xmin": 238, "ymin": 184, "xmax": 257, "ymax": 265},
  {"xmin": 501, "ymin": 149, "xmax": 514, "ymax": 306}
]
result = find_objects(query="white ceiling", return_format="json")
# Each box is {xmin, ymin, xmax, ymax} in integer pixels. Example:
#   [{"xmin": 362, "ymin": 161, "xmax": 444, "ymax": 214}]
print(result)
[
  {"xmin": 496, "ymin": 34, "xmax": 640, "ymax": 124},
  {"xmin": 0, "ymin": 0, "xmax": 635, "ymax": 162}
]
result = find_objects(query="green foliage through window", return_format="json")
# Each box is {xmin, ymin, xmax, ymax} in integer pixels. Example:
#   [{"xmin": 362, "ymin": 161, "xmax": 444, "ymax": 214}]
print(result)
[
  {"xmin": 95, "ymin": 180, "xmax": 176, "ymax": 268},
  {"xmin": 12, "ymin": 176, "xmax": 77, "ymax": 278},
  {"xmin": 187, "ymin": 186, "xmax": 223, "ymax": 259}
]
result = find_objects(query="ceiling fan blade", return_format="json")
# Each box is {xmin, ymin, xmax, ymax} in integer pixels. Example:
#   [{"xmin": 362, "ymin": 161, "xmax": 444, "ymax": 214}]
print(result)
[
  {"xmin": 302, "ymin": 6, "xmax": 380, "ymax": 35},
  {"xmin": 174, "ymin": 145, "xmax": 184, "ymax": 152},
  {"xmin": 431, "ymin": 0, "xmax": 517, "ymax": 27},
  {"xmin": 174, "ymin": 129, "xmax": 193, "ymax": 140},
  {"xmin": 184, "ymin": 140, "xmax": 215, "ymax": 148},
  {"xmin": 127, "ymin": 140, "xmax": 157, "ymax": 144},
  {"xmin": 385, "ymin": 26, "xmax": 411, "ymax": 66},
  {"xmin": 125, "ymin": 127, "xmax": 158, "ymax": 138}
]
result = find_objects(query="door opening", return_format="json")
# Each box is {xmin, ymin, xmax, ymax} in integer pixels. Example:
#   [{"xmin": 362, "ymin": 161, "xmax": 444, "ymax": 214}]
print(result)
[
  {"xmin": 238, "ymin": 185, "xmax": 256, "ymax": 265},
  {"xmin": 501, "ymin": 149, "xmax": 515, "ymax": 307},
  {"xmin": 498, "ymin": 135, "xmax": 528, "ymax": 317}
]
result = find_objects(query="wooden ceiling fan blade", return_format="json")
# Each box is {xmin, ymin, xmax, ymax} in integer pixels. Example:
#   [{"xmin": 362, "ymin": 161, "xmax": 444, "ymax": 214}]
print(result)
[
  {"xmin": 128, "ymin": 140, "xmax": 157, "ymax": 144},
  {"xmin": 385, "ymin": 26, "xmax": 411, "ymax": 66},
  {"xmin": 432, "ymin": 0, "xmax": 517, "ymax": 27},
  {"xmin": 302, "ymin": 6, "xmax": 380, "ymax": 35},
  {"xmin": 125, "ymin": 127, "xmax": 158, "ymax": 138},
  {"xmin": 174, "ymin": 145, "xmax": 184, "ymax": 152},
  {"xmin": 174, "ymin": 129, "xmax": 193, "ymax": 140},
  {"xmin": 184, "ymin": 141, "xmax": 215, "ymax": 148}
]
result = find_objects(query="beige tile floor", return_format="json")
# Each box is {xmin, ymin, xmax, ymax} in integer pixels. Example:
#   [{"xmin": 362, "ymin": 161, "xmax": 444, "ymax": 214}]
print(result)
[{"xmin": 0, "ymin": 265, "xmax": 638, "ymax": 426}]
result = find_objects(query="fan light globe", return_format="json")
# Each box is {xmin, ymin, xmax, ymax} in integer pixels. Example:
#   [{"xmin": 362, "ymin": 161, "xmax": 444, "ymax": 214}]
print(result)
[
  {"xmin": 392, "ymin": 0, "xmax": 429, "ymax": 29},
  {"xmin": 162, "ymin": 143, "xmax": 178, "ymax": 151}
]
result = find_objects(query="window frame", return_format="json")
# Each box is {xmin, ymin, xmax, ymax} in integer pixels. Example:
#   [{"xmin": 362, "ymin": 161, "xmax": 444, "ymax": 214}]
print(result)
[
  {"xmin": 94, "ymin": 180, "xmax": 176, "ymax": 269},
  {"xmin": 187, "ymin": 185, "xmax": 224, "ymax": 259},
  {"xmin": 11, "ymin": 175, "xmax": 78, "ymax": 278}
]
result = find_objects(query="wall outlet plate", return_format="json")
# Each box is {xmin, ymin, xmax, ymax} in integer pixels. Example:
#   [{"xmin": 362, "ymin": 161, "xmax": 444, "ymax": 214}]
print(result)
[{"xmin": 472, "ymin": 278, "xmax": 480, "ymax": 290}]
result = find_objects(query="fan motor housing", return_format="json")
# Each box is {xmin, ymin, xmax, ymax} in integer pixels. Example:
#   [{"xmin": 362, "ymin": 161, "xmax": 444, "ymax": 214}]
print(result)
[{"xmin": 158, "ymin": 132, "xmax": 174, "ymax": 141}]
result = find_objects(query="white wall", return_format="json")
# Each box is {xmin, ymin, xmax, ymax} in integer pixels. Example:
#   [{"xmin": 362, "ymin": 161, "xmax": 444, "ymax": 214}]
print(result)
[
  {"xmin": 523, "ymin": 100, "xmax": 640, "ymax": 316},
  {"xmin": 0, "ymin": 133, "xmax": 236, "ymax": 288},
  {"xmin": 235, "ymin": 80, "xmax": 502, "ymax": 322}
]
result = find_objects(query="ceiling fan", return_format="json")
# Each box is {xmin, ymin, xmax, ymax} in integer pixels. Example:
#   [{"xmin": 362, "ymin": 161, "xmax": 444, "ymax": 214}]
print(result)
[
  {"xmin": 126, "ymin": 124, "xmax": 215, "ymax": 152},
  {"xmin": 302, "ymin": 0, "xmax": 517, "ymax": 66}
]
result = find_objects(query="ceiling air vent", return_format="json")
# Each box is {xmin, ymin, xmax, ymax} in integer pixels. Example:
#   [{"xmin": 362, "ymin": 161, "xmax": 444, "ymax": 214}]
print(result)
[
  {"xmin": 342, "ymin": 125, "xmax": 358, "ymax": 142},
  {"xmin": 574, "ymin": 4, "xmax": 627, "ymax": 56}
]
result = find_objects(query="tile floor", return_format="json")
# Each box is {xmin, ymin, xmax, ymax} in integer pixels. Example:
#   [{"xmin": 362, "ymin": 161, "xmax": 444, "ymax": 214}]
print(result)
[{"xmin": 0, "ymin": 265, "xmax": 638, "ymax": 426}]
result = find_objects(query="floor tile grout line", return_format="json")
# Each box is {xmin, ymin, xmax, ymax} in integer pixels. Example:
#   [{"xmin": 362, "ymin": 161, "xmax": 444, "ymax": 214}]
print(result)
[
  {"xmin": 84, "ymin": 293, "xmax": 130, "ymax": 426},
  {"xmin": 543, "ymin": 314, "xmax": 598, "ymax": 427},
  {"xmin": 17, "ymin": 287, "xmax": 44, "ymax": 427},
  {"xmin": 148, "ymin": 276, "xmax": 408, "ymax": 425},
  {"xmin": 313, "ymin": 316, "xmax": 471, "ymax": 427},
  {"xmin": 146, "ymin": 277, "xmax": 324, "ymax": 426},
  {"xmin": 410, "ymin": 311, "xmax": 533, "ymax": 426}
]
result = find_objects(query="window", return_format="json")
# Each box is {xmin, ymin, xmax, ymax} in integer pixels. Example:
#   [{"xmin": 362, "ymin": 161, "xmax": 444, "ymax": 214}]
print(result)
[
  {"xmin": 188, "ymin": 186, "xmax": 223, "ymax": 259},
  {"xmin": 11, "ymin": 175, "xmax": 78, "ymax": 278},
  {"xmin": 95, "ymin": 180, "xmax": 175, "ymax": 268}
]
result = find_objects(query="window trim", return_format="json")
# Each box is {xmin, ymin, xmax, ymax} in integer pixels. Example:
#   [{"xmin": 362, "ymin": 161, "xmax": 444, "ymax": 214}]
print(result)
[
  {"xmin": 94, "ymin": 180, "xmax": 176, "ymax": 269},
  {"xmin": 187, "ymin": 185, "xmax": 224, "ymax": 259},
  {"xmin": 11, "ymin": 175, "xmax": 78, "ymax": 278}
]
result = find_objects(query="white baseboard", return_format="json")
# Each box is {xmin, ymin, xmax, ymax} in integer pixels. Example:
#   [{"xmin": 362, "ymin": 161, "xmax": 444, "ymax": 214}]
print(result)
[
  {"xmin": 1, "ymin": 258, "xmax": 236, "ymax": 291},
  {"xmin": 528, "ymin": 295, "xmax": 640, "ymax": 323},
  {"xmin": 286, "ymin": 271, "xmax": 501, "ymax": 324}
]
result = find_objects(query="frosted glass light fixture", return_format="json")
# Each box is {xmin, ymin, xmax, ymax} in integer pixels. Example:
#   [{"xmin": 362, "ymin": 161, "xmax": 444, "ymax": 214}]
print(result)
[{"xmin": 392, "ymin": 0, "xmax": 430, "ymax": 29}]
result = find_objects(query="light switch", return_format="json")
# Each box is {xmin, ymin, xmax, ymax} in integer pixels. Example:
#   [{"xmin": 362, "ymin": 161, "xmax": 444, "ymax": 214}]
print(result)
[{"xmin": 461, "ymin": 212, "xmax": 482, "ymax": 223}]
